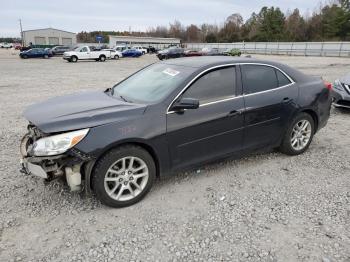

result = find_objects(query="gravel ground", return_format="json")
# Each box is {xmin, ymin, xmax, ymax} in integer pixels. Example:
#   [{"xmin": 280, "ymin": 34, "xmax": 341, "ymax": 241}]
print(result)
[{"xmin": 0, "ymin": 50, "xmax": 349, "ymax": 262}]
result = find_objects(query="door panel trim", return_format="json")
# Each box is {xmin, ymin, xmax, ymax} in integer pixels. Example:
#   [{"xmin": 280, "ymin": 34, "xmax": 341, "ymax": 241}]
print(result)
[
  {"xmin": 245, "ymin": 116, "xmax": 280, "ymax": 128},
  {"xmin": 178, "ymin": 126, "xmax": 244, "ymax": 148},
  {"xmin": 243, "ymin": 83, "xmax": 295, "ymax": 97}
]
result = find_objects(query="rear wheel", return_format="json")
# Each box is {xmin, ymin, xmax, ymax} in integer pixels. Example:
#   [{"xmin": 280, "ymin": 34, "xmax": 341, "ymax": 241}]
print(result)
[
  {"xmin": 92, "ymin": 145, "xmax": 156, "ymax": 208},
  {"xmin": 279, "ymin": 113, "xmax": 315, "ymax": 155},
  {"xmin": 114, "ymin": 55, "xmax": 119, "ymax": 60},
  {"xmin": 43, "ymin": 54, "xmax": 49, "ymax": 59},
  {"xmin": 99, "ymin": 55, "xmax": 106, "ymax": 62}
]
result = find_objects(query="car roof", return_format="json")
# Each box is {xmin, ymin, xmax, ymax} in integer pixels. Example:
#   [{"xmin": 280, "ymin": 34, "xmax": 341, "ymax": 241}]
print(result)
[
  {"xmin": 160, "ymin": 56, "xmax": 308, "ymax": 82},
  {"xmin": 160, "ymin": 56, "xmax": 265, "ymax": 68}
]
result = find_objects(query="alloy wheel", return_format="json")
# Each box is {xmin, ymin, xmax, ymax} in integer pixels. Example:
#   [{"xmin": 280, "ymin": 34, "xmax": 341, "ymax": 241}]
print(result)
[
  {"xmin": 290, "ymin": 119, "xmax": 312, "ymax": 151},
  {"xmin": 104, "ymin": 156, "xmax": 149, "ymax": 201}
]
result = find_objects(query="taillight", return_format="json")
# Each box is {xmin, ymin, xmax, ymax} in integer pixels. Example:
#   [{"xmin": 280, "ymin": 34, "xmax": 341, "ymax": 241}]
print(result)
[{"xmin": 324, "ymin": 81, "xmax": 332, "ymax": 90}]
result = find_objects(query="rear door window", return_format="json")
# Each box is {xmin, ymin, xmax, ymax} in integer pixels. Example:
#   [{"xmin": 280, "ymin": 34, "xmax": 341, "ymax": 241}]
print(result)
[{"xmin": 241, "ymin": 65, "xmax": 278, "ymax": 94}]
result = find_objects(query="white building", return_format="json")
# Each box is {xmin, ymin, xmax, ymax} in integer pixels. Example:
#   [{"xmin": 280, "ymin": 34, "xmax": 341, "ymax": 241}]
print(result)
[
  {"xmin": 22, "ymin": 28, "xmax": 77, "ymax": 46},
  {"xmin": 109, "ymin": 35, "xmax": 181, "ymax": 49}
]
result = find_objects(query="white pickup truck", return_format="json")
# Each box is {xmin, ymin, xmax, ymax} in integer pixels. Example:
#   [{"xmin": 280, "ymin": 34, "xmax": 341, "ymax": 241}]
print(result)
[
  {"xmin": 63, "ymin": 46, "xmax": 111, "ymax": 62},
  {"xmin": 132, "ymin": 46, "xmax": 147, "ymax": 54}
]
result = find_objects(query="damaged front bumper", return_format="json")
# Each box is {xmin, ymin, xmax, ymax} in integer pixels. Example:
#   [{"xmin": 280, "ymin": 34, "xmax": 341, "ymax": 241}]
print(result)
[
  {"xmin": 20, "ymin": 126, "xmax": 94, "ymax": 192},
  {"xmin": 20, "ymin": 159, "xmax": 48, "ymax": 179}
]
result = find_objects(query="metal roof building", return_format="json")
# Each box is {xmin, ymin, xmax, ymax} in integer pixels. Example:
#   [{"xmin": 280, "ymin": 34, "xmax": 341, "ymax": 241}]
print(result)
[
  {"xmin": 22, "ymin": 28, "xmax": 77, "ymax": 46},
  {"xmin": 109, "ymin": 35, "xmax": 181, "ymax": 49}
]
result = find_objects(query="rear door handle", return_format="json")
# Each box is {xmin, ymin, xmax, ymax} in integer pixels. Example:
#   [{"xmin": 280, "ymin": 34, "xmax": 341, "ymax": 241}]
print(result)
[
  {"xmin": 282, "ymin": 97, "xmax": 292, "ymax": 103},
  {"xmin": 227, "ymin": 109, "xmax": 243, "ymax": 117}
]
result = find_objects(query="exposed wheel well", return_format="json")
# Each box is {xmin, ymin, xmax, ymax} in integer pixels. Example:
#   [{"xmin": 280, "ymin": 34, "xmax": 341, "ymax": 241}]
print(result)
[
  {"xmin": 301, "ymin": 109, "xmax": 319, "ymax": 132},
  {"xmin": 86, "ymin": 142, "xmax": 160, "ymax": 191}
]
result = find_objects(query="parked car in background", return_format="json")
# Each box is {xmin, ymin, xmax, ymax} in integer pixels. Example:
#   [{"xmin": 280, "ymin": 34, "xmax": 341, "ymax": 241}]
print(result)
[
  {"xmin": 224, "ymin": 48, "xmax": 242, "ymax": 56},
  {"xmin": 201, "ymin": 47, "xmax": 224, "ymax": 56},
  {"xmin": 184, "ymin": 50, "xmax": 202, "ymax": 57},
  {"xmin": 122, "ymin": 49, "xmax": 142, "ymax": 57},
  {"xmin": 147, "ymin": 46, "xmax": 158, "ymax": 54},
  {"xmin": 115, "ymin": 45, "xmax": 128, "ymax": 52},
  {"xmin": 63, "ymin": 46, "xmax": 111, "ymax": 62},
  {"xmin": 50, "ymin": 46, "xmax": 71, "ymax": 56},
  {"xmin": 332, "ymin": 75, "xmax": 350, "ymax": 109},
  {"xmin": 19, "ymin": 56, "xmax": 332, "ymax": 208},
  {"xmin": 102, "ymin": 49, "xmax": 123, "ymax": 60},
  {"xmin": 132, "ymin": 46, "xmax": 147, "ymax": 54},
  {"xmin": 19, "ymin": 48, "xmax": 52, "ymax": 59},
  {"xmin": 13, "ymin": 43, "xmax": 22, "ymax": 50},
  {"xmin": 157, "ymin": 48, "xmax": 184, "ymax": 60},
  {"xmin": 1, "ymin": 43, "xmax": 13, "ymax": 49}
]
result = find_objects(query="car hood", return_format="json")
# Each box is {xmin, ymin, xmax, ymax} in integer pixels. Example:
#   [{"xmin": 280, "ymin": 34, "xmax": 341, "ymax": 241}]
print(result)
[
  {"xmin": 23, "ymin": 91, "xmax": 147, "ymax": 133},
  {"xmin": 339, "ymin": 75, "xmax": 350, "ymax": 85}
]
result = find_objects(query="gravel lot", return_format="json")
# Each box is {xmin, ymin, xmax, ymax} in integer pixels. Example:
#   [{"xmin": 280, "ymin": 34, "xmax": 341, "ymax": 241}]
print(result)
[{"xmin": 0, "ymin": 49, "xmax": 349, "ymax": 262}]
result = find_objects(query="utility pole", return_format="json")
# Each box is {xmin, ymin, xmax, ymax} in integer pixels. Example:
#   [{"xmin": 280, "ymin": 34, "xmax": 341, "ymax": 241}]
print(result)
[{"xmin": 19, "ymin": 19, "xmax": 24, "ymax": 46}]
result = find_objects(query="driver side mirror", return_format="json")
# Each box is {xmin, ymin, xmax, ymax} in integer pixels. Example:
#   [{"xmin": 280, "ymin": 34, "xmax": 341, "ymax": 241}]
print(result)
[{"xmin": 171, "ymin": 98, "xmax": 199, "ymax": 111}]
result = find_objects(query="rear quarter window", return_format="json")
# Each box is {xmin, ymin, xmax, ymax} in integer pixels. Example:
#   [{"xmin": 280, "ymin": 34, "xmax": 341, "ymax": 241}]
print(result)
[{"xmin": 276, "ymin": 69, "xmax": 292, "ymax": 86}]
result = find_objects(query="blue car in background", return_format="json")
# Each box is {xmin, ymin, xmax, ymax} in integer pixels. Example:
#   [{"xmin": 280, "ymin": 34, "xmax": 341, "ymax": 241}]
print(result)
[
  {"xmin": 122, "ymin": 49, "xmax": 142, "ymax": 57},
  {"xmin": 19, "ymin": 48, "xmax": 53, "ymax": 59}
]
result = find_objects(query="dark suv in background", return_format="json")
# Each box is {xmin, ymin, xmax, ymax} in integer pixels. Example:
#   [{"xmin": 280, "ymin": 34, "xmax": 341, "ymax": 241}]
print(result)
[
  {"xmin": 50, "ymin": 46, "xmax": 71, "ymax": 56},
  {"xmin": 157, "ymin": 47, "xmax": 184, "ymax": 60}
]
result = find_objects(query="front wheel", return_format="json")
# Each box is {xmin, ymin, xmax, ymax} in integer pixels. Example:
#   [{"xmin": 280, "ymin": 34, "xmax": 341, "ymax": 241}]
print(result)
[
  {"xmin": 279, "ymin": 113, "xmax": 315, "ymax": 155},
  {"xmin": 43, "ymin": 54, "xmax": 49, "ymax": 59},
  {"xmin": 92, "ymin": 146, "xmax": 156, "ymax": 208}
]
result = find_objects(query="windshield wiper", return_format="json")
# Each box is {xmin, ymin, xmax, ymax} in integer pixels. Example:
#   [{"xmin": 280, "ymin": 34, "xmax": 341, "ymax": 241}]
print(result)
[{"xmin": 119, "ymin": 95, "xmax": 129, "ymax": 102}]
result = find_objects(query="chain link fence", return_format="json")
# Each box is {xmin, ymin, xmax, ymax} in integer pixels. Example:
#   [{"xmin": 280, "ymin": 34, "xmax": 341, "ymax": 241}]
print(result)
[{"xmin": 185, "ymin": 42, "xmax": 350, "ymax": 57}]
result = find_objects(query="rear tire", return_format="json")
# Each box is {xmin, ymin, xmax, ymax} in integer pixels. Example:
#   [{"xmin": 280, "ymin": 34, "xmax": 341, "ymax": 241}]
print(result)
[
  {"xmin": 99, "ymin": 55, "xmax": 106, "ymax": 62},
  {"xmin": 114, "ymin": 55, "xmax": 119, "ymax": 60},
  {"xmin": 43, "ymin": 54, "xmax": 49, "ymax": 59},
  {"xmin": 279, "ymin": 112, "xmax": 315, "ymax": 155},
  {"xmin": 92, "ymin": 145, "xmax": 156, "ymax": 208}
]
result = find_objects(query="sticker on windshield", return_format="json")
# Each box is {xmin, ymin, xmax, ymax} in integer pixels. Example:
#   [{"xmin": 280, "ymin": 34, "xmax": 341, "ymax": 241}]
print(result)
[{"xmin": 162, "ymin": 68, "xmax": 180, "ymax": 77}]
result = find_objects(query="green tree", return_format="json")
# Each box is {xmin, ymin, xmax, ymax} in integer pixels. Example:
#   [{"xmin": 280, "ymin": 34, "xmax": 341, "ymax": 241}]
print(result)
[{"xmin": 255, "ymin": 7, "xmax": 286, "ymax": 41}]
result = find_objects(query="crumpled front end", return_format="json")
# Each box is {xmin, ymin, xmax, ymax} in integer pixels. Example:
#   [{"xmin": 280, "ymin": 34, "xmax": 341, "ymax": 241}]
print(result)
[
  {"xmin": 20, "ymin": 124, "xmax": 92, "ymax": 191},
  {"xmin": 332, "ymin": 80, "xmax": 350, "ymax": 109}
]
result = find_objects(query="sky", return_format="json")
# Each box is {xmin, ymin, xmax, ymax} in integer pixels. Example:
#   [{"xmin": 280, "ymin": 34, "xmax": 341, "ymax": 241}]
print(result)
[{"xmin": 0, "ymin": 0, "xmax": 320, "ymax": 37}]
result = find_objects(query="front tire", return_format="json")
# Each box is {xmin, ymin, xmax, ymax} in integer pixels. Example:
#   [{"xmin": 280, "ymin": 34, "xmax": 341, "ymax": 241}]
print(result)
[
  {"xmin": 71, "ymin": 56, "xmax": 78, "ymax": 62},
  {"xmin": 279, "ymin": 113, "xmax": 315, "ymax": 155},
  {"xmin": 92, "ymin": 145, "xmax": 156, "ymax": 208}
]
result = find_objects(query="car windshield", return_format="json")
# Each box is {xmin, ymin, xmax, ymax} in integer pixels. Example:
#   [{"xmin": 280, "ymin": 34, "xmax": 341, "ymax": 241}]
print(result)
[{"xmin": 112, "ymin": 63, "xmax": 193, "ymax": 104}]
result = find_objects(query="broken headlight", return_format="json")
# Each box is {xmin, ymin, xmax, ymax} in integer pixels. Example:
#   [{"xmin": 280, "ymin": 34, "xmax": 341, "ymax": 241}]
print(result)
[{"xmin": 32, "ymin": 129, "xmax": 89, "ymax": 156}]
